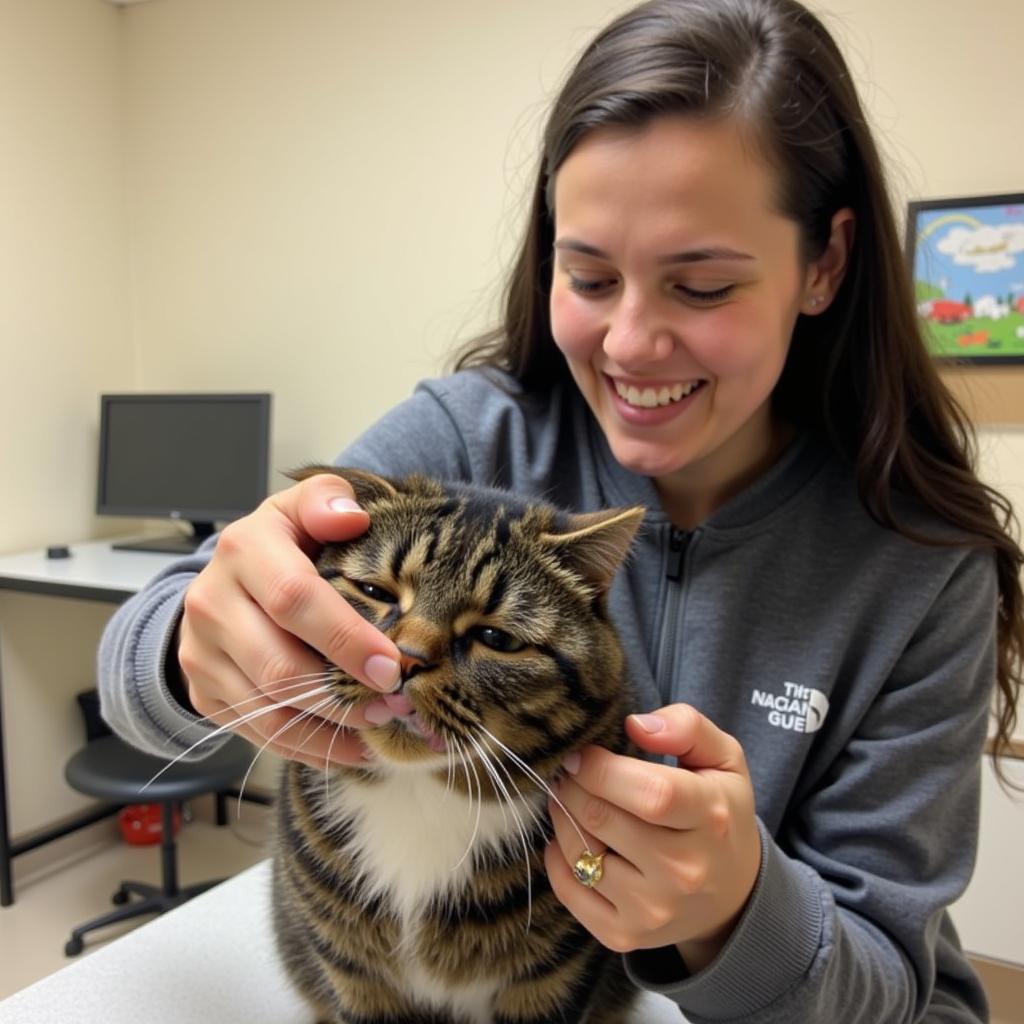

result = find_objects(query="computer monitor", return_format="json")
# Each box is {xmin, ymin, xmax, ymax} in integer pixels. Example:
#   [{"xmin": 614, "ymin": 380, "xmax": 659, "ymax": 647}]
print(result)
[{"xmin": 97, "ymin": 392, "xmax": 272, "ymax": 554}]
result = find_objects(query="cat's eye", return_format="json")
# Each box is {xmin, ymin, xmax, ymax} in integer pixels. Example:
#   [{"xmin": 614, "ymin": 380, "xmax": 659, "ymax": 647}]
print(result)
[
  {"xmin": 469, "ymin": 625, "xmax": 526, "ymax": 654},
  {"xmin": 351, "ymin": 580, "xmax": 398, "ymax": 604}
]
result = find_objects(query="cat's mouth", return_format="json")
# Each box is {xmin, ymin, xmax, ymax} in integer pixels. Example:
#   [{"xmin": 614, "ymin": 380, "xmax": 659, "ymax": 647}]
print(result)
[
  {"xmin": 396, "ymin": 712, "xmax": 447, "ymax": 753},
  {"xmin": 363, "ymin": 692, "xmax": 448, "ymax": 757}
]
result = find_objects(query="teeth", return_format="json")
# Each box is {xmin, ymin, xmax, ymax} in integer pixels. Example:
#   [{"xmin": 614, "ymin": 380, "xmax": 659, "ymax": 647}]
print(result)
[
  {"xmin": 615, "ymin": 380, "xmax": 701, "ymax": 408},
  {"xmin": 407, "ymin": 713, "xmax": 446, "ymax": 752}
]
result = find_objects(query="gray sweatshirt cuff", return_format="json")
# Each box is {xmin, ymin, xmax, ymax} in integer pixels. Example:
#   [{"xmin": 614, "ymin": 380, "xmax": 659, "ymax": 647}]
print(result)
[
  {"xmin": 110, "ymin": 575, "xmax": 228, "ymax": 760},
  {"xmin": 624, "ymin": 819, "xmax": 825, "ymax": 1021}
]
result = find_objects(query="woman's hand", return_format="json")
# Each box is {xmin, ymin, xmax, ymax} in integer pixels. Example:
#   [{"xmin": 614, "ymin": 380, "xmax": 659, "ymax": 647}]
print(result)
[
  {"xmin": 545, "ymin": 704, "xmax": 761, "ymax": 973},
  {"xmin": 176, "ymin": 472, "xmax": 403, "ymax": 769}
]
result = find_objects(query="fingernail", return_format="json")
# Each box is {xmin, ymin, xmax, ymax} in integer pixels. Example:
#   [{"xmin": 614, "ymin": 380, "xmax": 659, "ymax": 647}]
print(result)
[
  {"xmin": 363, "ymin": 700, "xmax": 395, "ymax": 726},
  {"xmin": 562, "ymin": 751, "xmax": 581, "ymax": 776},
  {"xmin": 631, "ymin": 713, "xmax": 666, "ymax": 734},
  {"xmin": 329, "ymin": 497, "xmax": 364, "ymax": 514},
  {"xmin": 363, "ymin": 654, "xmax": 401, "ymax": 692}
]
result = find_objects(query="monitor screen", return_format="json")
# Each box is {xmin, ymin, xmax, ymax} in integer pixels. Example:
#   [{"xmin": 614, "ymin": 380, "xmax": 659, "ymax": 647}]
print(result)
[{"xmin": 97, "ymin": 393, "xmax": 271, "ymax": 552}]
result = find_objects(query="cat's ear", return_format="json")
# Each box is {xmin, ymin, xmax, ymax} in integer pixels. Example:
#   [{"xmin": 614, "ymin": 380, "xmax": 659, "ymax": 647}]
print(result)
[
  {"xmin": 287, "ymin": 465, "xmax": 399, "ymax": 505},
  {"xmin": 540, "ymin": 507, "xmax": 645, "ymax": 591}
]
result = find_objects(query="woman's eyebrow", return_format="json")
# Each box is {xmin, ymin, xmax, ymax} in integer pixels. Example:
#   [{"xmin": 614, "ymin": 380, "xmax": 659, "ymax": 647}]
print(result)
[
  {"xmin": 553, "ymin": 238, "xmax": 608, "ymax": 258},
  {"xmin": 553, "ymin": 238, "xmax": 755, "ymax": 263},
  {"xmin": 657, "ymin": 247, "xmax": 756, "ymax": 264}
]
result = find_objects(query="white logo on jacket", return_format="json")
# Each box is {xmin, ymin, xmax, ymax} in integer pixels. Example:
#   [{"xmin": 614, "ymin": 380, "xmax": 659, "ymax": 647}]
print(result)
[{"xmin": 750, "ymin": 681, "xmax": 829, "ymax": 733}]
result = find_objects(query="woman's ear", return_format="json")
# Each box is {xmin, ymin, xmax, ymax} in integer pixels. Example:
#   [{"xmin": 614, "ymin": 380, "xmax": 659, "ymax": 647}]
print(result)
[{"xmin": 801, "ymin": 207, "xmax": 855, "ymax": 315}]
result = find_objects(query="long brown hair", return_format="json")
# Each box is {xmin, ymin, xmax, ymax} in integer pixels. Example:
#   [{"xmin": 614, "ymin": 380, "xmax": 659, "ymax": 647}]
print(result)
[{"xmin": 453, "ymin": 0, "xmax": 1024, "ymax": 771}]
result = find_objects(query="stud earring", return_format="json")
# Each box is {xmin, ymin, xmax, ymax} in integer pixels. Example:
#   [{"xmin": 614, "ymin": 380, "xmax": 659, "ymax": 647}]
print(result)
[{"xmin": 807, "ymin": 296, "xmax": 824, "ymax": 310}]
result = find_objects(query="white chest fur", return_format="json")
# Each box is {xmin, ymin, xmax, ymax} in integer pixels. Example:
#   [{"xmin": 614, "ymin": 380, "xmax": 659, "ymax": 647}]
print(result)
[
  {"xmin": 321, "ymin": 767, "xmax": 545, "ymax": 1024},
  {"xmin": 324, "ymin": 766, "xmax": 542, "ymax": 920}
]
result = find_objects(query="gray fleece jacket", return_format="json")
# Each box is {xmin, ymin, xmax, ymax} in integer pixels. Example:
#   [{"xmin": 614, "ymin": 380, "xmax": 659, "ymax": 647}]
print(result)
[{"xmin": 99, "ymin": 369, "xmax": 995, "ymax": 1023}]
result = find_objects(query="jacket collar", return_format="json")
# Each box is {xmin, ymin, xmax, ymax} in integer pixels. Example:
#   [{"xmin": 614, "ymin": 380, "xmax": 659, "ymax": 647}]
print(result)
[{"xmin": 579, "ymin": 394, "xmax": 832, "ymax": 534}]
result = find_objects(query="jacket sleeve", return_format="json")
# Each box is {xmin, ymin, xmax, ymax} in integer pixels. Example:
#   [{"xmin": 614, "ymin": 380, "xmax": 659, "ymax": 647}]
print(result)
[
  {"xmin": 97, "ymin": 544, "xmax": 215, "ymax": 758},
  {"xmin": 625, "ymin": 547, "xmax": 996, "ymax": 1023},
  {"xmin": 97, "ymin": 383, "xmax": 471, "ymax": 757}
]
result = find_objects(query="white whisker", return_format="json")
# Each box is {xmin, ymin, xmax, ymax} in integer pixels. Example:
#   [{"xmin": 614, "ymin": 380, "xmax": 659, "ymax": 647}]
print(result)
[
  {"xmin": 477, "ymin": 734, "xmax": 547, "ymax": 838},
  {"xmin": 467, "ymin": 733, "xmax": 533, "ymax": 932},
  {"xmin": 449, "ymin": 740, "xmax": 483, "ymax": 873},
  {"xmin": 143, "ymin": 683, "xmax": 337, "ymax": 790},
  {"xmin": 467, "ymin": 736, "xmax": 509, "ymax": 831},
  {"xmin": 444, "ymin": 737, "xmax": 456, "ymax": 796},
  {"xmin": 234, "ymin": 692, "xmax": 342, "ymax": 810},
  {"xmin": 323, "ymin": 702, "xmax": 357, "ymax": 799},
  {"xmin": 229, "ymin": 672, "xmax": 337, "ymax": 708},
  {"xmin": 475, "ymin": 735, "xmax": 546, "ymax": 935},
  {"xmin": 291, "ymin": 692, "xmax": 345, "ymax": 751},
  {"xmin": 164, "ymin": 674, "xmax": 338, "ymax": 748},
  {"xmin": 477, "ymin": 724, "xmax": 592, "ymax": 855}
]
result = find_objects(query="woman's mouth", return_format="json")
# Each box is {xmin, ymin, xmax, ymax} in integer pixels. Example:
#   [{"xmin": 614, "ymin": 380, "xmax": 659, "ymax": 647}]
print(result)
[
  {"xmin": 606, "ymin": 376, "xmax": 708, "ymax": 424},
  {"xmin": 613, "ymin": 378, "xmax": 705, "ymax": 408}
]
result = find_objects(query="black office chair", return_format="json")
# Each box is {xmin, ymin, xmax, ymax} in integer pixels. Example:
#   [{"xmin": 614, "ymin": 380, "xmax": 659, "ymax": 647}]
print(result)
[{"xmin": 63, "ymin": 732, "xmax": 254, "ymax": 956}]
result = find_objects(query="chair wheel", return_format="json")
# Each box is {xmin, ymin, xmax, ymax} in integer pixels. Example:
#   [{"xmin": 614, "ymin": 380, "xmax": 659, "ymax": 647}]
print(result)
[
  {"xmin": 112, "ymin": 889, "xmax": 130, "ymax": 905},
  {"xmin": 65, "ymin": 936, "xmax": 83, "ymax": 957}
]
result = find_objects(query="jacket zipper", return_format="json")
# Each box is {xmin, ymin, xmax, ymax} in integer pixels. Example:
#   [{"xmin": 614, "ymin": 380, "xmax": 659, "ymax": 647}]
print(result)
[
  {"xmin": 654, "ymin": 526, "xmax": 691, "ymax": 696},
  {"xmin": 666, "ymin": 527, "xmax": 688, "ymax": 581}
]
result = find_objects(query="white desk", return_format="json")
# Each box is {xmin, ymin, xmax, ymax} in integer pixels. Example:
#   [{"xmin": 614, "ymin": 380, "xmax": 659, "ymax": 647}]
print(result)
[
  {"xmin": 0, "ymin": 538, "xmax": 179, "ymax": 603},
  {"xmin": 0, "ymin": 539, "xmax": 181, "ymax": 905},
  {"xmin": 0, "ymin": 859, "xmax": 687, "ymax": 1023}
]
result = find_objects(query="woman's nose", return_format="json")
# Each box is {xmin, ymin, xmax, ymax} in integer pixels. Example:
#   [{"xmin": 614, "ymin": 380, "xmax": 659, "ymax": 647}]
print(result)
[{"xmin": 602, "ymin": 291, "xmax": 675, "ymax": 366}]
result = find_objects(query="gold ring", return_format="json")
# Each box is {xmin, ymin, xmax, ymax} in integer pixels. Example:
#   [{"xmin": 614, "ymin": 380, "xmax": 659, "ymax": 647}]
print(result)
[{"xmin": 572, "ymin": 849, "xmax": 606, "ymax": 888}]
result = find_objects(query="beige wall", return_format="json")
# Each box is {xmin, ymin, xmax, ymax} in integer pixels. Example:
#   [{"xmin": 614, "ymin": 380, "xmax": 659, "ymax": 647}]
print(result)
[
  {"xmin": 0, "ymin": 0, "xmax": 132, "ymax": 554},
  {"xmin": 120, "ymin": 0, "xmax": 627, "ymax": 470},
  {"xmin": 2, "ymin": 0, "xmax": 1023, "ymax": 834},
  {"xmin": 0, "ymin": 0, "xmax": 133, "ymax": 838}
]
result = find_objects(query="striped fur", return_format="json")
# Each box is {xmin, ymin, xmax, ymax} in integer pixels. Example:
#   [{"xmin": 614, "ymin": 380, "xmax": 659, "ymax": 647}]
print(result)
[{"xmin": 273, "ymin": 468, "xmax": 645, "ymax": 1024}]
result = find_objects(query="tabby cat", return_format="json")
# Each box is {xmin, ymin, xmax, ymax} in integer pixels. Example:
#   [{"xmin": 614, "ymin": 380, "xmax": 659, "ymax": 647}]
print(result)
[{"xmin": 272, "ymin": 467, "xmax": 645, "ymax": 1024}]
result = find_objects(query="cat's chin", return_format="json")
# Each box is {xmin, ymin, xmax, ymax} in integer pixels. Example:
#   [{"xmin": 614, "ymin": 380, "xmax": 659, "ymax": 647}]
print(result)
[{"xmin": 362, "ymin": 718, "xmax": 448, "ymax": 768}]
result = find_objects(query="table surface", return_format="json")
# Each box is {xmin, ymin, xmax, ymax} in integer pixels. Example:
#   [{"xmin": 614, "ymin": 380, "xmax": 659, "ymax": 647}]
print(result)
[
  {"xmin": 0, "ymin": 860, "xmax": 688, "ymax": 1023},
  {"xmin": 0, "ymin": 538, "xmax": 181, "ymax": 599}
]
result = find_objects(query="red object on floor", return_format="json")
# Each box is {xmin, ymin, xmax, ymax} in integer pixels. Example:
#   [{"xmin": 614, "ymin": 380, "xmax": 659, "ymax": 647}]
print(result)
[{"xmin": 118, "ymin": 803, "xmax": 181, "ymax": 845}]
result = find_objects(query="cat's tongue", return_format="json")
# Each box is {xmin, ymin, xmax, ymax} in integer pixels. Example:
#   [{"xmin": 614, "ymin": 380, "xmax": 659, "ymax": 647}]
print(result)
[{"xmin": 381, "ymin": 692, "xmax": 415, "ymax": 716}]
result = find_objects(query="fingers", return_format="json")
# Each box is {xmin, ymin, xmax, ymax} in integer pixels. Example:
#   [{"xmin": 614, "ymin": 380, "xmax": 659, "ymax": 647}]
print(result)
[
  {"xmin": 217, "ymin": 476, "xmax": 401, "ymax": 691},
  {"xmin": 181, "ymin": 645, "xmax": 369, "ymax": 769},
  {"xmin": 174, "ymin": 471, "xmax": 405, "ymax": 766},
  {"xmin": 273, "ymin": 470, "xmax": 373, "ymax": 551},
  {"xmin": 544, "ymin": 719, "xmax": 761, "ymax": 960},
  {"xmin": 259, "ymin": 470, "xmax": 372, "ymax": 554},
  {"xmin": 545, "ymin": 785, "xmax": 638, "ymax": 908},
  {"xmin": 183, "ymin": 568, "xmax": 322, "ymax": 693},
  {"xmin": 233, "ymin": 555, "xmax": 400, "ymax": 692},
  {"xmin": 544, "ymin": 796, "xmax": 654, "ymax": 956},
  {"xmin": 625, "ymin": 704, "xmax": 747, "ymax": 773},
  {"xmin": 559, "ymin": 746, "xmax": 721, "ymax": 832}
]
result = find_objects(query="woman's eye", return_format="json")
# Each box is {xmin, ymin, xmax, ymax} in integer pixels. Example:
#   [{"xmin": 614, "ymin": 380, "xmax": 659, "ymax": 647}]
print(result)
[
  {"xmin": 353, "ymin": 580, "xmax": 398, "ymax": 604},
  {"xmin": 676, "ymin": 283, "xmax": 734, "ymax": 304},
  {"xmin": 469, "ymin": 625, "xmax": 526, "ymax": 653},
  {"xmin": 568, "ymin": 275, "xmax": 615, "ymax": 295}
]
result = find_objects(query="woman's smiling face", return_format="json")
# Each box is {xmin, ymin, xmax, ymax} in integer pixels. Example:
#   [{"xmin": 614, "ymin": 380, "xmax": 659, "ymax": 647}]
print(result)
[{"xmin": 549, "ymin": 115, "xmax": 822, "ymax": 522}]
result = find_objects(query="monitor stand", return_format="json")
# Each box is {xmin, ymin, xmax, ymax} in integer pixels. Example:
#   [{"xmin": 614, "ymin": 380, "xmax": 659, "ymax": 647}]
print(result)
[{"xmin": 112, "ymin": 521, "xmax": 216, "ymax": 555}]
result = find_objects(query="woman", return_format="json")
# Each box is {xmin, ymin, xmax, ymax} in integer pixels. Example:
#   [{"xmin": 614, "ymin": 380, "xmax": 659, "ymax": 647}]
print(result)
[{"xmin": 100, "ymin": 1, "xmax": 1022, "ymax": 1020}]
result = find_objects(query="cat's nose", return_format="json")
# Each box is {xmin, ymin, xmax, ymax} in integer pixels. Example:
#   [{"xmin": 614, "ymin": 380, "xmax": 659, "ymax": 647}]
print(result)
[{"xmin": 397, "ymin": 645, "xmax": 431, "ymax": 685}]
